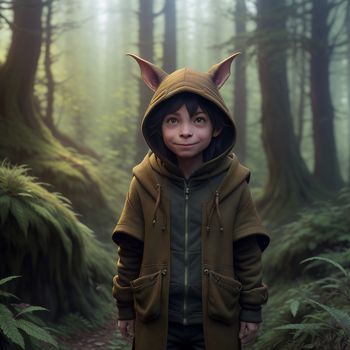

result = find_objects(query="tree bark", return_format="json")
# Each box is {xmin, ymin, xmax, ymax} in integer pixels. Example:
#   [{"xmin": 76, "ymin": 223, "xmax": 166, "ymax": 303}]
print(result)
[
  {"xmin": 346, "ymin": 3, "xmax": 350, "ymax": 184},
  {"xmin": 310, "ymin": 0, "xmax": 344, "ymax": 190},
  {"xmin": 43, "ymin": 0, "xmax": 55, "ymax": 130},
  {"xmin": 162, "ymin": 0, "xmax": 176, "ymax": 73},
  {"xmin": 233, "ymin": 0, "xmax": 247, "ymax": 162},
  {"xmin": 0, "ymin": 0, "xmax": 43, "ymax": 131},
  {"xmin": 135, "ymin": 0, "xmax": 154, "ymax": 163},
  {"xmin": 256, "ymin": 0, "xmax": 317, "ymax": 223}
]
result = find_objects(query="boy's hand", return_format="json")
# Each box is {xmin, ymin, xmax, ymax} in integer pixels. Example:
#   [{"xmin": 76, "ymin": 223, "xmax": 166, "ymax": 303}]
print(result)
[
  {"xmin": 118, "ymin": 319, "xmax": 135, "ymax": 344},
  {"xmin": 239, "ymin": 321, "xmax": 259, "ymax": 345}
]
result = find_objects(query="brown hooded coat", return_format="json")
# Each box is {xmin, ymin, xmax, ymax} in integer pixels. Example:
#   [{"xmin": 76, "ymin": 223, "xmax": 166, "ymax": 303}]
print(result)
[{"xmin": 112, "ymin": 55, "xmax": 270, "ymax": 350}]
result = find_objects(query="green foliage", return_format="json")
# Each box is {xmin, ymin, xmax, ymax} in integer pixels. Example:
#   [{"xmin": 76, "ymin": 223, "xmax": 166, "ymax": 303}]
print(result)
[
  {"xmin": 0, "ymin": 118, "xmax": 115, "ymax": 239},
  {"xmin": 0, "ymin": 163, "xmax": 114, "ymax": 320},
  {"xmin": 264, "ymin": 188, "xmax": 350, "ymax": 281},
  {"xmin": 249, "ymin": 192, "xmax": 350, "ymax": 350},
  {"xmin": 0, "ymin": 276, "xmax": 57, "ymax": 349}
]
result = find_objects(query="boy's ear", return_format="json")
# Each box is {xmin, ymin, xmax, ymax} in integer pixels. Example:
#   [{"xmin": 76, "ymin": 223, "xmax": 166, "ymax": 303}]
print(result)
[
  {"xmin": 208, "ymin": 53, "xmax": 241, "ymax": 89},
  {"xmin": 127, "ymin": 53, "xmax": 168, "ymax": 92}
]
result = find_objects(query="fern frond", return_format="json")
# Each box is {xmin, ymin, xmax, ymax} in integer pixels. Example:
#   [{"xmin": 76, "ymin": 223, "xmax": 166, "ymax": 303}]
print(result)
[
  {"xmin": 0, "ymin": 291, "xmax": 19, "ymax": 300},
  {"xmin": 16, "ymin": 306, "xmax": 49, "ymax": 318},
  {"xmin": 0, "ymin": 304, "xmax": 24, "ymax": 349},
  {"xmin": 308, "ymin": 299, "xmax": 350, "ymax": 336},
  {"xmin": 16, "ymin": 319, "xmax": 58, "ymax": 347},
  {"xmin": 0, "ymin": 275, "xmax": 21, "ymax": 286},
  {"xmin": 301, "ymin": 257, "xmax": 348, "ymax": 277}
]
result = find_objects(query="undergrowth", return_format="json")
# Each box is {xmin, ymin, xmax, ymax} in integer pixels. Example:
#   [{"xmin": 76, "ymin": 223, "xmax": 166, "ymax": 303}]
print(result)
[
  {"xmin": 250, "ymin": 188, "xmax": 350, "ymax": 350},
  {"xmin": 0, "ymin": 162, "xmax": 114, "ymax": 320}
]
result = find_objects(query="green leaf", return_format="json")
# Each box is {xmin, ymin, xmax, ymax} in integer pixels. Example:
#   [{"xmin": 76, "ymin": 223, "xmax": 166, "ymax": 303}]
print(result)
[
  {"xmin": 275, "ymin": 323, "xmax": 323, "ymax": 331},
  {"xmin": 0, "ymin": 304, "xmax": 24, "ymax": 349},
  {"xmin": 16, "ymin": 319, "xmax": 58, "ymax": 347},
  {"xmin": 0, "ymin": 195, "xmax": 11, "ymax": 224},
  {"xmin": 10, "ymin": 199, "xmax": 29, "ymax": 235},
  {"xmin": 289, "ymin": 300, "xmax": 300, "ymax": 317},
  {"xmin": 0, "ymin": 291, "xmax": 19, "ymax": 300},
  {"xmin": 0, "ymin": 275, "xmax": 21, "ymax": 286},
  {"xmin": 16, "ymin": 306, "xmax": 49, "ymax": 318},
  {"xmin": 300, "ymin": 256, "xmax": 348, "ymax": 277},
  {"xmin": 308, "ymin": 299, "xmax": 350, "ymax": 336}
]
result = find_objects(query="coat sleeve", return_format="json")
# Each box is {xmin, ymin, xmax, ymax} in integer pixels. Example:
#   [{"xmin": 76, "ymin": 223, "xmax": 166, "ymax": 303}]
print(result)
[
  {"xmin": 112, "ymin": 176, "xmax": 145, "ymax": 244},
  {"xmin": 233, "ymin": 181, "xmax": 270, "ymax": 323},
  {"xmin": 112, "ymin": 177, "xmax": 145, "ymax": 320},
  {"xmin": 112, "ymin": 234, "xmax": 143, "ymax": 320}
]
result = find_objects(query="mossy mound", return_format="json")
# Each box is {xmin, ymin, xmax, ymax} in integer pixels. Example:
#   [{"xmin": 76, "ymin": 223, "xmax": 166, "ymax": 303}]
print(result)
[
  {"xmin": 0, "ymin": 119, "xmax": 116, "ymax": 241},
  {"xmin": 0, "ymin": 163, "xmax": 115, "ymax": 320}
]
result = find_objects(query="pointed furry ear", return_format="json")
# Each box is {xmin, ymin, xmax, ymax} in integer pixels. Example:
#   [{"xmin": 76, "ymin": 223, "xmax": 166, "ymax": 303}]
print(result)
[
  {"xmin": 127, "ymin": 53, "xmax": 168, "ymax": 92},
  {"xmin": 207, "ymin": 53, "xmax": 241, "ymax": 89}
]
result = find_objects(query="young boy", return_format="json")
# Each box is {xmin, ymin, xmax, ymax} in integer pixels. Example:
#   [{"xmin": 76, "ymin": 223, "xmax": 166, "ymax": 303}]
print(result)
[{"xmin": 112, "ymin": 53, "xmax": 270, "ymax": 350}]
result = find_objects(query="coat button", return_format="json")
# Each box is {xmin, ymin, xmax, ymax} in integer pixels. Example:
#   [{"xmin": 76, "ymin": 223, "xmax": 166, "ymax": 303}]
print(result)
[
  {"xmin": 203, "ymin": 268, "xmax": 209, "ymax": 274},
  {"xmin": 161, "ymin": 268, "xmax": 167, "ymax": 275}
]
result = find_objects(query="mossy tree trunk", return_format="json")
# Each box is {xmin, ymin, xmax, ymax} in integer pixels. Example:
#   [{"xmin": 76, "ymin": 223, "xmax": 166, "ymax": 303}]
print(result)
[
  {"xmin": 233, "ymin": 0, "xmax": 247, "ymax": 162},
  {"xmin": 310, "ymin": 0, "xmax": 344, "ymax": 190},
  {"xmin": 256, "ymin": 0, "xmax": 318, "ymax": 223},
  {"xmin": 0, "ymin": 0, "xmax": 113, "ymax": 239}
]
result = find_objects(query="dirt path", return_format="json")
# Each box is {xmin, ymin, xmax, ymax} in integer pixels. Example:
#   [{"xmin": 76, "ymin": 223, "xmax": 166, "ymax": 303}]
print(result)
[{"xmin": 58, "ymin": 314, "xmax": 130, "ymax": 350}]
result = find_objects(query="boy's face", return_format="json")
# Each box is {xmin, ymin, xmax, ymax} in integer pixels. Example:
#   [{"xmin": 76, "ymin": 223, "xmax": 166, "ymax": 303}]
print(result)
[{"xmin": 161, "ymin": 104, "xmax": 220, "ymax": 162}]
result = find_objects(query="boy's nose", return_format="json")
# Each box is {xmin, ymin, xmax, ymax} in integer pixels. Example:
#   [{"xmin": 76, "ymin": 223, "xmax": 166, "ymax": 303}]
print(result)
[{"xmin": 179, "ymin": 123, "xmax": 193, "ymax": 138}]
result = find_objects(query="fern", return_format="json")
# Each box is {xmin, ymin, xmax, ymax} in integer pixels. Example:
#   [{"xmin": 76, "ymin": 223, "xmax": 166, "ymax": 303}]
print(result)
[
  {"xmin": 0, "ymin": 304, "xmax": 25, "ymax": 349},
  {"xmin": 308, "ymin": 299, "xmax": 350, "ymax": 337},
  {"xmin": 0, "ymin": 163, "xmax": 114, "ymax": 320},
  {"xmin": 301, "ymin": 256, "xmax": 348, "ymax": 277},
  {"xmin": 16, "ymin": 319, "xmax": 58, "ymax": 347},
  {"xmin": 0, "ymin": 276, "xmax": 21, "ymax": 286}
]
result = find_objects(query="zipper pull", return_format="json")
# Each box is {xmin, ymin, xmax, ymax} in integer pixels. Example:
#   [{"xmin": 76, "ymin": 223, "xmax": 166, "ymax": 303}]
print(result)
[{"xmin": 185, "ymin": 187, "xmax": 189, "ymax": 200}]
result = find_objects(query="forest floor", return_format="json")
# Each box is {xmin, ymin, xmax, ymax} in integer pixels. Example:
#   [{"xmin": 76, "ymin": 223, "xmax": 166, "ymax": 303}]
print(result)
[{"xmin": 57, "ymin": 313, "xmax": 130, "ymax": 350}]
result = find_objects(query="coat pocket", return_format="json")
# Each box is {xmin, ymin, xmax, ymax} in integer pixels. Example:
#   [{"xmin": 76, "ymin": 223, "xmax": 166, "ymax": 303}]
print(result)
[
  {"xmin": 207, "ymin": 270, "xmax": 242, "ymax": 325},
  {"xmin": 130, "ymin": 269, "xmax": 165, "ymax": 323}
]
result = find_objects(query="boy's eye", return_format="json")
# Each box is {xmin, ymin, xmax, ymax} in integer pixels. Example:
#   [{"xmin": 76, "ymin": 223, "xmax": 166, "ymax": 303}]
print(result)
[
  {"xmin": 193, "ymin": 116, "xmax": 207, "ymax": 124},
  {"xmin": 165, "ymin": 117, "xmax": 178, "ymax": 124}
]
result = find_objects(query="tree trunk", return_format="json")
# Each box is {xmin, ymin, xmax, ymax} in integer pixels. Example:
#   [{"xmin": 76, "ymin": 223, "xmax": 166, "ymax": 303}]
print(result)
[
  {"xmin": 0, "ymin": 0, "xmax": 113, "ymax": 240},
  {"xmin": 233, "ymin": 0, "xmax": 247, "ymax": 162},
  {"xmin": 310, "ymin": 0, "xmax": 343, "ymax": 190},
  {"xmin": 256, "ymin": 0, "xmax": 317, "ymax": 223},
  {"xmin": 347, "ymin": 4, "xmax": 350, "ymax": 184},
  {"xmin": 135, "ymin": 0, "xmax": 154, "ymax": 163},
  {"xmin": 162, "ymin": 0, "xmax": 176, "ymax": 73},
  {"xmin": 0, "ymin": 0, "xmax": 43, "ymax": 131},
  {"xmin": 43, "ymin": 0, "xmax": 55, "ymax": 129}
]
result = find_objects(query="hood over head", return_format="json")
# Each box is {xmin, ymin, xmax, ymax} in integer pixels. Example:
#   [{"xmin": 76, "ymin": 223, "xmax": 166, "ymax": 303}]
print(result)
[{"xmin": 129, "ymin": 53, "xmax": 240, "ymax": 172}]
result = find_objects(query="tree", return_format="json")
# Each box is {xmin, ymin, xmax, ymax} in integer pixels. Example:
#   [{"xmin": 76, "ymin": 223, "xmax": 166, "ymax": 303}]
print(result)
[
  {"xmin": 233, "ymin": 0, "xmax": 247, "ymax": 162},
  {"xmin": 135, "ymin": 0, "xmax": 155, "ymax": 163},
  {"xmin": 0, "ymin": 0, "xmax": 114, "ymax": 240},
  {"xmin": 347, "ymin": 1, "xmax": 350, "ymax": 184},
  {"xmin": 162, "ymin": 0, "xmax": 177, "ymax": 72},
  {"xmin": 0, "ymin": 0, "xmax": 44, "ymax": 131},
  {"xmin": 256, "ymin": 0, "xmax": 317, "ymax": 223},
  {"xmin": 310, "ymin": 0, "xmax": 344, "ymax": 190}
]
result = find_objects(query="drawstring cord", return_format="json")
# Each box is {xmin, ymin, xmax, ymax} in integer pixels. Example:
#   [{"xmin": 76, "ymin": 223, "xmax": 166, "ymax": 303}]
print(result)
[
  {"xmin": 152, "ymin": 183, "xmax": 167, "ymax": 232},
  {"xmin": 206, "ymin": 191, "xmax": 224, "ymax": 234},
  {"xmin": 152, "ymin": 184, "xmax": 161, "ymax": 225}
]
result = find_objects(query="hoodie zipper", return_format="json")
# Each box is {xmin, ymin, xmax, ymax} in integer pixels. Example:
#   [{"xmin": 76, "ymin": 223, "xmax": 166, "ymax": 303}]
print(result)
[{"xmin": 183, "ymin": 184, "xmax": 190, "ymax": 325}]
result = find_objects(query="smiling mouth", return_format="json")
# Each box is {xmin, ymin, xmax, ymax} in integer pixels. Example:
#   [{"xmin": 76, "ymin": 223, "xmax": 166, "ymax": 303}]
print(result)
[{"xmin": 174, "ymin": 143, "xmax": 198, "ymax": 146}]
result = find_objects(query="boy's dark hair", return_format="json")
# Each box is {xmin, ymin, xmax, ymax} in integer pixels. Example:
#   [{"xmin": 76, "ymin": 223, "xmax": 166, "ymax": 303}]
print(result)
[{"xmin": 143, "ymin": 92, "xmax": 234, "ymax": 164}]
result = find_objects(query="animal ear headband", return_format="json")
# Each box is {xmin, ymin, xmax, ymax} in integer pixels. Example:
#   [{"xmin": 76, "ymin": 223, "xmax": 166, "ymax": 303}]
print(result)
[{"xmin": 127, "ymin": 52, "xmax": 241, "ymax": 92}]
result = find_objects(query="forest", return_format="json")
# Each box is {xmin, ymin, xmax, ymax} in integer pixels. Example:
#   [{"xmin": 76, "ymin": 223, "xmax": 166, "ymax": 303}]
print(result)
[{"xmin": 0, "ymin": 0, "xmax": 349, "ymax": 349}]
